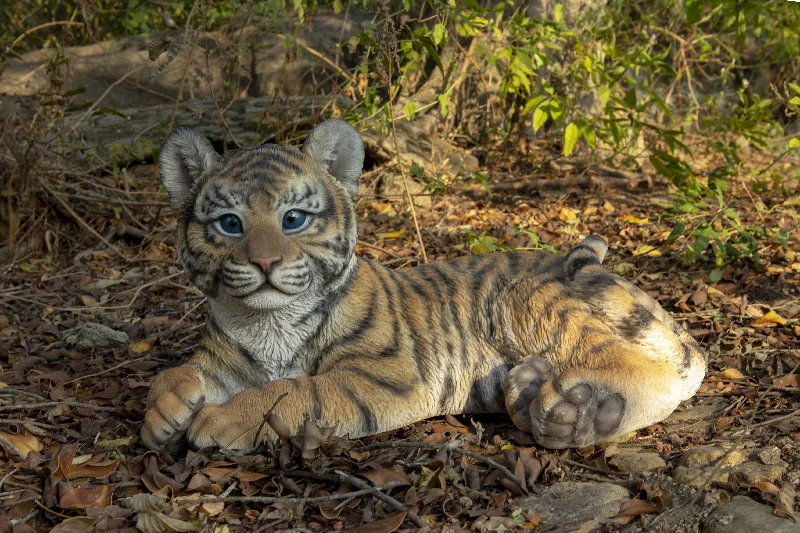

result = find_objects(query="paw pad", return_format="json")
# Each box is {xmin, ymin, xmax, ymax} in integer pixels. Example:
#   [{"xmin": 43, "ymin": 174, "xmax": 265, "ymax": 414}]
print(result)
[{"xmin": 534, "ymin": 379, "xmax": 626, "ymax": 449}]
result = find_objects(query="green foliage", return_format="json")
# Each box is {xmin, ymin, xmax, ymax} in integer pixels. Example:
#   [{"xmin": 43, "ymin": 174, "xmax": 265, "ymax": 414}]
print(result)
[{"xmin": 3, "ymin": 0, "xmax": 798, "ymax": 272}]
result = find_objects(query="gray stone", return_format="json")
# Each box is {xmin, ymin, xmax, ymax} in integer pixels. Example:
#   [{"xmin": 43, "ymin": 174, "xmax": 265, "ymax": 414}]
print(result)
[
  {"xmin": 514, "ymin": 481, "xmax": 629, "ymax": 531},
  {"xmin": 703, "ymin": 495, "xmax": 800, "ymax": 533},
  {"xmin": 610, "ymin": 451, "xmax": 667, "ymax": 473},
  {"xmin": 759, "ymin": 446, "xmax": 783, "ymax": 465},
  {"xmin": 73, "ymin": 323, "xmax": 129, "ymax": 352},
  {"xmin": 677, "ymin": 447, "xmax": 747, "ymax": 468},
  {"xmin": 673, "ymin": 447, "xmax": 788, "ymax": 487}
]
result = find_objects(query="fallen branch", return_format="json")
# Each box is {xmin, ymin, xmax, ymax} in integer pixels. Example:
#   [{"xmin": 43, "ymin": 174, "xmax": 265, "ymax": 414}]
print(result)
[
  {"xmin": 176, "ymin": 481, "xmax": 404, "ymax": 506},
  {"xmin": 352, "ymin": 440, "xmax": 527, "ymax": 494},
  {"xmin": 0, "ymin": 401, "xmax": 125, "ymax": 414},
  {"xmin": 333, "ymin": 470, "xmax": 426, "ymax": 528},
  {"xmin": 0, "ymin": 389, "xmax": 46, "ymax": 401}
]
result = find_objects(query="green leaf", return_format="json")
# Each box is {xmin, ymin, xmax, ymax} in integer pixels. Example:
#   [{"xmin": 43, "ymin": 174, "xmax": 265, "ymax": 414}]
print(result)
[
  {"xmin": 563, "ymin": 122, "xmax": 580, "ymax": 157},
  {"xmin": 789, "ymin": 83, "xmax": 800, "ymax": 95},
  {"xmin": 598, "ymin": 86, "xmax": 611, "ymax": 108},
  {"xmin": 63, "ymin": 86, "xmax": 88, "ymax": 98},
  {"xmin": 667, "ymin": 221, "xmax": 686, "ymax": 244},
  {"xmin": 128, "ymin": 0, "xmax": 140, "ymax": 7},
  {"xmin": 532, "ymin": 106, "xmax": 548, "ymax": 133},
  {"xmin": 790, "ymin": 137, "xmax": 800, "ymax": 149},
  {"xmin": 684, "ymin": 0, "xmax": 702, "ymax": 25},
  {"xmin": 92, "ymin": 107, "xmax": 126, "ymax": 118},
  {"xmin": 409, "ymin": 162, "xmax": 424, "ymax": 178},
  {"xmin": 404, "ymin": 101, "xmax": 416, "ymax": 121},
  {"xmin": 623, "ymin": 88, "xmax": 637, "ymax": 109},
  {"xmin": 417, "ymin": 36, "xmax": 444, "ymax": 76},
  {"xmin": 432, "ymin": 23, "xmax": 446, "ymax": 46},
  {"xmin": 437, "ymin": 93, "xmax": 450, "ymax": 118},
  {"xmin": 554, "ymin": 3, "xmax": 564, "ymax": 23},
  {"xmin": 709, "ymin": 268, "xmax": 723, "ymax": 284},
  {"xmin": 66, "ymin": 102, "xmax": 93, "ymax": 112}
]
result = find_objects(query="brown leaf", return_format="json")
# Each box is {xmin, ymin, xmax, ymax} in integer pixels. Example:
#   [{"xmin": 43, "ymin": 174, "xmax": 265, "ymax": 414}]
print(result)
[
  {"xmin": 49, "ymin": 516, "xmax": 100, "ymax": 533},
  {"xmin": 773, "ymin": 374, "xmax": 800, "ymax": 388},
  {"xmin": 80, "ymin": 295, "xmax": 99, "ymax": 307},
  {"xmin": 0, "ymin": 431, "xmax": 42, "ymax": 458},
  {"xmin": 69, "ymin": 456, "xmax": 120, "ymax": 480},
  {"xmin": 201, "ymin": 501, "xmax": 224, "ymax": 516},
  {"xmin": 774, "ymin": 484, "xmax": 796, "ymax": 521},
  {"xmin": 361, "ymin": 466, "xmax": 410, "ymax": 487},
  {"xmin": 345, "ymin": 512, "xmax": 406, "ymax": 533},
  {"xmin": 59, "ymin": 484, "xmax": 116, "ymax": 509},
  {"xmin": 235, "ymin": 471, "xmax": 268, "ymax": 483},
  {"xmin": 617, "ymin": 498, "xmax": 661, "ymax": 517},
  {"xmin": 752, "ymin": 481, "xmax": 780, "ymax": 495}
]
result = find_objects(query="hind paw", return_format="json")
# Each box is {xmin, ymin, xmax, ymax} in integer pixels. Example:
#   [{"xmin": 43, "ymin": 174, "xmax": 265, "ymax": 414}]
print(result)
[
  {"xmin": 504, "ymin": 356, "xmax": 553, "ymax": 432},
  {"xmin": 531, "ymin": 374, "xmax": 626, "ymax": 449}
]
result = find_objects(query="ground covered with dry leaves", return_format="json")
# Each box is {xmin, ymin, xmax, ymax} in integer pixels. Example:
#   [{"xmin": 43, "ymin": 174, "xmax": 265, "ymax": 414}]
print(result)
[{"xmin": 0, "ymin": 149, "xmax": 798, "ymax": 533}]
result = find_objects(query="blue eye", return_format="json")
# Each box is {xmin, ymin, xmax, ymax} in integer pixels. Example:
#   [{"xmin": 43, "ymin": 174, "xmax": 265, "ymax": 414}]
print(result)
[
  {"xmin": 216, "ymin": 214, "xmax": 243, "ymax": 236},
  {"xmin": 282, "ymin": 210, "xmax": 308, "ymax": 232}
]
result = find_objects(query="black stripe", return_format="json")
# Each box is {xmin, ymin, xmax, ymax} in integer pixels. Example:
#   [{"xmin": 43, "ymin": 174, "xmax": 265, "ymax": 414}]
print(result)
[
  {"xmin": 393, "ymin": 275, "xmax": 428, "ymax": 384},
  {"xmin": 341, "ymin": 365, "xmax": 413, "ymax": 396},
  {"xmin": 309, "ymin": 379, "xmax": 323, "ymax": 420},
  {"xmin": 339, "ymin": 383, "xmax": 378, "ymax": 435}
]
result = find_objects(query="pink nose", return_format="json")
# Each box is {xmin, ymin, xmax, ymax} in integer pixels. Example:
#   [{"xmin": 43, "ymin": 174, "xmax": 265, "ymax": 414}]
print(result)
[{"xmin": 250, "ymin": 256, "xmax": 281, "ymax": 273}]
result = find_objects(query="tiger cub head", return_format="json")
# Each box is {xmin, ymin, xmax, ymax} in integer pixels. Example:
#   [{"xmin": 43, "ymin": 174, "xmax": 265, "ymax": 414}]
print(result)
[{"xmin": 158, "ymin": 119, "xmax": 364, "ymax": 310}]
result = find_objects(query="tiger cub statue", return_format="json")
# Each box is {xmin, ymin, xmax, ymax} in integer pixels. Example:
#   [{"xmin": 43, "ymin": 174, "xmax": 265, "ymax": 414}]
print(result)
[{"xmin": 142, "ymin": 119, "xmax": 706, "ymax": 452}]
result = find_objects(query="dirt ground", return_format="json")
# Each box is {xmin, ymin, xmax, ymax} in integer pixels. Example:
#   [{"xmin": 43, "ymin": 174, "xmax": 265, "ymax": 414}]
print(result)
[{"xmin": 0, "ymin": 145, "xmax": 799, "ymax": 532}]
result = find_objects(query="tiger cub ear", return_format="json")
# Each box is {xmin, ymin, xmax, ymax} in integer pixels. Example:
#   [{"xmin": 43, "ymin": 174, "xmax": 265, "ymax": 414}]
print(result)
[
  {"xmin": 159, "ymin": 128, "xmax": 220, "ymax": 209},
  {"xmin": 302, "ymin": 118, "xmax": 364, "ymax": 198}
]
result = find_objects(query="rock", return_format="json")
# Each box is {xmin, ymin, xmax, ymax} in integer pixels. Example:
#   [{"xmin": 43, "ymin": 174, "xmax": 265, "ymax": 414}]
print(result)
[
  {"xmin": 514, "ymin": 481, "xmax": 629, "ymax": 531},
  {"xmin": 677, "ymin": 447, "xmax": 747, "ymax": 468},
  {"xmin": 759, "ymin": 446, "xmax": 783, "ymax": 465},
  {"xmin": 73, "ymin": 323, "xmax": 129, "ymax": 352},
  {"xmin": 673, "ymin": 446, "xmax": 788, "ymax": 487},
  {"xmin": 610, "ymin": 451, "xmax": 667, "ymax": 473},
  {"xmin": 703, "ymin": 495, "xmax": 800, "ymax": 533}
]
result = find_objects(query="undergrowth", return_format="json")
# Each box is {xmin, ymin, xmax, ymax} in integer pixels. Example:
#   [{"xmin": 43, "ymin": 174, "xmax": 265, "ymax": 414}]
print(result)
[{"xmin": 1, "ymin": 0, "xmax": 799, "ymax": 272}]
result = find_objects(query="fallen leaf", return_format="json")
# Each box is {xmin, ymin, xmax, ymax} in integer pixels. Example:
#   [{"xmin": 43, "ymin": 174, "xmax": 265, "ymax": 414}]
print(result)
[
  {"xmin": 129, "ymin": 338, "xmax": 155, "ymax": 354},
  {"xmin": 380, "ymin": 230, "xmax": 405, "ymax": 240},
  {"xmin": 773, "ymin": 374, "xmax": 800, "ymax": 388},
  {"xmin": 345, "ymin": 512, "xmax": 406, "ymax": 533},
  {"xmin": 60, "ymin": 484, "xmax": 116, "ymax": 509},
  {"xmin": 620, "ymin": 214, "xmax": 649, "ymax": 225},
  {"xmin": 617, "ymin": 498, "xmax": 661, "ymax": 517},
  {"xmin": 0, "ymin": 431, "xmax": 42, "ymax": 458},
  {"xmin": 558, "ymin": 208, "xmax": 578, "ymax": 223},
  {"xmin": 633, "ymin": 244, "xmax": 661, "ymax": 256},
  {"xmin": 201, "ymin": 501, "xmax": 224, "ymax": 516},
  {"xmin": 50, "ymin": 516, "xmax": 100, "ymax": 533},
  {"xmin": 361, "ymin": 466, "xmax": 411, "ymax": 487},
  {"xmin": 603, "ymin": 201, "xmax": 615, "ymax": 212},
  {"xmin": 80, "ymin": 295, "xmax": 99, "ymax": 307},
  {"xmin": 68, "ymin": 456, "xmax": 120, "ymax": 480},
  {"xmin": 717, "ymin": 368, "xmax": 746, "ymax": 380},
  {"xmin": 752, "ymin": 310, "xmax": 787, "ymax": 327}
]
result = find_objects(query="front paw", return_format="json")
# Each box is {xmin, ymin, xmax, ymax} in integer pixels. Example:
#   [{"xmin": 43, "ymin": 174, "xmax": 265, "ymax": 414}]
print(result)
[
  {"xmin": 188, "ymin": 401, "xmax": 265, "ymax": 451},
  {"xmin": 141, "ymin": 366, "xmax": 205, "ymax": 452}
]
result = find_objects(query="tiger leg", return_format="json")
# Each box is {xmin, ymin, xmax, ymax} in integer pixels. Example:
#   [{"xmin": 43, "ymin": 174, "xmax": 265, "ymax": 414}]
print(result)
[
  {"xmin": 188, "ymin": 362, "xmax": 427, "ymax": 450},
  {"xmin": 142, "ymin": 365, "xmax": 208, "ymax": 452},
  {"xmin": 508, "ymin": 347, "xmax": 691, "ymax": 448}
]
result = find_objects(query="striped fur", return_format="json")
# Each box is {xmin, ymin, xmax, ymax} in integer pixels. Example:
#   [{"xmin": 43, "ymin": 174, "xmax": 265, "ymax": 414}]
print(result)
[{"xmin": 142, "ymin": 120, "xmax": 706, "ymax": 452}]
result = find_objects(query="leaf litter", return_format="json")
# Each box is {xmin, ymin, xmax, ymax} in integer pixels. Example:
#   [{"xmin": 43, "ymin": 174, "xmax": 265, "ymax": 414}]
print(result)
[{"xmin": 0, "ymin": 152, "xmax": 798, "ymax": 532}]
